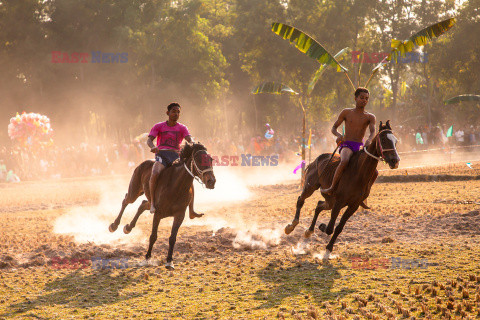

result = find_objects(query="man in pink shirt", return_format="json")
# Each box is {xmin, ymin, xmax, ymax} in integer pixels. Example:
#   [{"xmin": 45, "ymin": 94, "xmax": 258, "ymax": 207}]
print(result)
[{"xmin": 147, "ymin": 102, "xmax": 195, "ymax": 214}]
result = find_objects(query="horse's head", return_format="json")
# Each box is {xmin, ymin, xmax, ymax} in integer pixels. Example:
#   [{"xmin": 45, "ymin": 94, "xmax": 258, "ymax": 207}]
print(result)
[
  {"xmin": 181, "ymin": 142, "xmax": 216, "ymax": 189},
  {"xmin": 376, "ymin": 120, "xmax": 400, "ymax": 169}
]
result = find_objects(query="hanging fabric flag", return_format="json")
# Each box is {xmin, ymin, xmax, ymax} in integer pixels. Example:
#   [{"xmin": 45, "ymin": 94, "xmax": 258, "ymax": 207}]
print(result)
[
  {"xmin": 415, "ymin": 132, "xmax": 424, "ymax": 144},
  {"xmin": 293, "ymin": 161, "xmax": 306, "ymax": 174},
  {"xmin": 446, "ymin": 125, "xmax": 453, "ymax": 138},
  {"xmin": 307, "ymin": 129, "xmax": 312, "ymax": 149}
]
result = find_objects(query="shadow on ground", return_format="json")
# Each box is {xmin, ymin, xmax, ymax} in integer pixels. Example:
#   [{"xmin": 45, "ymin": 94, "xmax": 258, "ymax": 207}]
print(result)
[
  {"xmin": 2, "ymin": 269, "xmax": 145, "ymax": 318},
  {"xmin": 254, "ymin": 259, "xmax": 354, "ymax": 309}
]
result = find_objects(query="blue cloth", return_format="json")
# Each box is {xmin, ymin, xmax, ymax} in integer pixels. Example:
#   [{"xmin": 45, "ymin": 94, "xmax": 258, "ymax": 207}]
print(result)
[{"xmin": 155, "ymin": 150, "xmax": 179, "ymax": 167}]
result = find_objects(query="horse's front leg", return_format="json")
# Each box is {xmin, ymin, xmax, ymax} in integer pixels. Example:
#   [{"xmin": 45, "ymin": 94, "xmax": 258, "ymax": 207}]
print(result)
[
  {"xmin": 304, "ymin": 200, "xmax": 332, "ymax": 238},
  {"xmin": 188, "ymin": 185, "xmax": 203, "ymax": 219},
  {"xmin": 323, "ymin": 204, "xmax": 359, "ymax": 260},
  {"xmin": 362, "ymin": 171, "xmax": 378, "ymax": 203},
  {"xmin": 165, "ymin": 212, "xmax": 185, "ymax": 270},
  {"xmin": 145, "ymin": 212, "xmax": 162, "ymax": 260},
  {"xmin": 319, "ymin": 202, "xmax": 343, "ymax": 236}
]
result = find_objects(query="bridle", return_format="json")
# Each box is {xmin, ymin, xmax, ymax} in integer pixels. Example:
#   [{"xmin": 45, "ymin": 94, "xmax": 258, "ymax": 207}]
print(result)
[
  {"xmin": 364, "ymin": 129, "xmax": 397, "ymax": 162},
  {"xmin": 183, "ymin": 148, "xmax": 213, "ymax": 186}
]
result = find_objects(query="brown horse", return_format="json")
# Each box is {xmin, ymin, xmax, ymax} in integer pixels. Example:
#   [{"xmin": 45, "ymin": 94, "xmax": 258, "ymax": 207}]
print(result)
[
  {"xmin": 285, "ymin": 121, "xmax": 400, "ymax": 260},
  {"xmin": 108, "ymin": 142, "xmax": 216, "ymax": 269}
]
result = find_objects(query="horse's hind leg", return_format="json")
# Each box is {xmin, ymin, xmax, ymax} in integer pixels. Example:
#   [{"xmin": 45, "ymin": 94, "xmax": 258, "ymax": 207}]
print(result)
[
  {"xmin": 304, "ymin": 200, "xmax": 332, "ymax": 238},
  {"xmin": 109, "ymin": 191, "xmax": 143, "ymax": 232},
  {"xmin": 123, "ymin": 200, "xmax": 149, "ymax": 234},
  {"xmin": 164, "ymin": 212, "xmax": 185, "ymax": 270},
  {"xmin": 109, "ymin": 164, "xmax": 147, "ymax": 232},
  {"xmin": 285, "ymin": 178, "xmax": 320, "ymax": 234},
  {"xmin": 323, "ymin": 204, "xmax": 359, "ymax": 260}
]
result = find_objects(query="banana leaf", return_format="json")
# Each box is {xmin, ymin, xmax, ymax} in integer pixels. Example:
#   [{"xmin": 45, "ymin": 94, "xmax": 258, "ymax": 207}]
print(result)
[
  {"xmin": 444, "ymin": 94, "xmax": 480, "ymax": 105},
  {"xmin": 364, "ymin": 55, "xmax": 389, "ymax": 88},
  {"xmin": 400, "ymin": 81, "xmax": 407, "ymax": 96},
  {"xmin": 307, "ymin": 47, "xmax": 349, "ymax": 95},
  {"xmin": 252, "ymin": 82, "xmax": 299, "ymax": 95},
  {"xmin": 390, "ymin": 18, "xmax": 456, "ymax": 63},
  {"xmin": 365, "ymin": 18, "xmax": 455, "ymax": 86},
  {"xmin": 271, "ymin": 23, "xmax": 348, "ymax": 72}
]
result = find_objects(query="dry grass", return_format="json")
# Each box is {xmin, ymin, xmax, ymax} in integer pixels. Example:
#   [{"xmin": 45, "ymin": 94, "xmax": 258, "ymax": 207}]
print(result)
[{"xmin": 1, "ymin": 164, "xmax": 480, "ymax": 319}]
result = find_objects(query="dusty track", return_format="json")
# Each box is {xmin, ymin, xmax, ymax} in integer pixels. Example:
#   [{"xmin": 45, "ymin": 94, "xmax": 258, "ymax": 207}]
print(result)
[{"xmin": 1, "ymin": 165, "xmax": 480, "ymax": 319}]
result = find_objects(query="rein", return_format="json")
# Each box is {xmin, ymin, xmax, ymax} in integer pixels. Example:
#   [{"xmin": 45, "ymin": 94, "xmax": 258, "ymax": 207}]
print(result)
[
  {"xmin": 364, "ymin": 129, "xmax": 396, "ymax": 162},
  {"xmin": 183, "ymin": 149, "xmax": 213, "ymax": 187}
]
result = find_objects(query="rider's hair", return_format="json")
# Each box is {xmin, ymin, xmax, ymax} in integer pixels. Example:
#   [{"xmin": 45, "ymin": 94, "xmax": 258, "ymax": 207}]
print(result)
[
  {"xmin": 354, "ymin": 87, "xmax": 369, "ymax": 98},
  {"xmin": 167, "ymin": 102, "xmax": 181, "ymax": 111}
]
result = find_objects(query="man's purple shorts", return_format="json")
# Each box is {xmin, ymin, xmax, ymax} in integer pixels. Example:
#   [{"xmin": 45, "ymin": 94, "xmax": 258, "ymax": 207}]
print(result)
[{"xmin": 339, "ymin": 141, "xmax": 364, "ymax": 153}]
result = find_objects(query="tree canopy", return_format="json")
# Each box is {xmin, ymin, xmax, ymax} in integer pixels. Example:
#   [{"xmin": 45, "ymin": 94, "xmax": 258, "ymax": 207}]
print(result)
[{"xmin": 0, "ymin": 0, "xmax": 476, "ymax": 145}]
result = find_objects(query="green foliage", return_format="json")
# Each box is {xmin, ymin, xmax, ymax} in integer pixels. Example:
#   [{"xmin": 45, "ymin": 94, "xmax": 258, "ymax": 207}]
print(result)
[
  {"xmin": 271, "ymin": 22, "xmax": 347, "ymax": 72},
  {"xmin": 307, "ymin": 47, "xmax": 349, "ymax": 96},
  {"xmin": 0, "ymin": 0, "xmax": 476, "ymax": 144},
  {"xmin": 390, "ymin": 18, "xmax": 456, "ymax": 63},
  {"xmin": 444, "ymin": 95, "xmax": 480, "ymax": 105},
  {"xmin": 251, "ymin": 82, "xmax": 298, "ymax": 95}
]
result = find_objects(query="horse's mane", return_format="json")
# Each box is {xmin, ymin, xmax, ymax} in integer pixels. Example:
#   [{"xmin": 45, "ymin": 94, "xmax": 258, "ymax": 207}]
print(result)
[{"xmin": 179, "ymin": 142, "xmax": 207, "ymax": 163}]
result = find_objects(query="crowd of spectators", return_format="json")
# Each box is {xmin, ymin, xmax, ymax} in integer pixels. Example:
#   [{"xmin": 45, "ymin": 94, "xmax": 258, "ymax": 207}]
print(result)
[{"xmin": 1, "ymin": 123, "xmax": 480, "ymax": 182}]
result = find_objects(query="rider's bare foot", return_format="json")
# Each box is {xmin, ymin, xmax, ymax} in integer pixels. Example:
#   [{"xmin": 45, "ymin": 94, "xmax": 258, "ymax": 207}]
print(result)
[
  {"xmin": 189, "ymin": 211, "xmax": 204, "ymax": 219},
  {"xmin": 150, "ymin": 205, "xmax": 156, "ymax": 214}
]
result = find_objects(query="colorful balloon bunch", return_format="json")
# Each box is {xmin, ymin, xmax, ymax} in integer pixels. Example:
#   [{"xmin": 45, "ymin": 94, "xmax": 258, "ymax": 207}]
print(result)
[{"xmin": 8, "ymin": 112, "xmax": 53, "ymax": 148}]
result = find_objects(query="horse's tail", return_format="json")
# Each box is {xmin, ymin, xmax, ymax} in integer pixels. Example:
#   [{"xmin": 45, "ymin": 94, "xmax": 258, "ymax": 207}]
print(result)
[
  {"xmin": 127, "ymin": 160, "xmax": 154, "ymax": 197},
  {"xmin": 301, "ymin": 154, "xmax": 328, "ymax": 181}
]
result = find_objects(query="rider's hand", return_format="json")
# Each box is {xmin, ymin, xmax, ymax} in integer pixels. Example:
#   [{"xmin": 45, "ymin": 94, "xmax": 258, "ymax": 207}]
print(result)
[
  {"xmin": 364, "ymin": 140, "xmax": 372, "ymax": 148},
  {"xmin": 335, "ymin": 136, "xmax": 344, "ymax": 146},
  {"xmin": 150, "ymin": 147, "xmax": 159, "ymax": 154}
]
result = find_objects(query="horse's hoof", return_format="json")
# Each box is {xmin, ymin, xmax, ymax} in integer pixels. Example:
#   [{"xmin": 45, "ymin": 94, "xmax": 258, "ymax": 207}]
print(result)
[
  {"xmin": 108, "ymin": 223, "xmax": 118, "ymax": 233},
  {"xmin": 285, "ymin": 220, "xmax": 299, "ymax": 235},
  {"xmin": 318, "ymin": 223, "xmax": 327, "ymax": 233},
  {"xmin": 304, "ymin": 229, "xmax": 313, "ymax": 238},
  {"xmin": 165, "ymin": 261, "xmax": 175, "ymax": 270},
  {"xmin": 189, "ymin": 212, "xmax": 204, "ymax": 219},
  {"xmin": 123, "ymin": 224, "xmax": 131, "ymax": 234},
  {"xmin": 323, "ymin": 249, "xmax": 331, "ymax": 261}
]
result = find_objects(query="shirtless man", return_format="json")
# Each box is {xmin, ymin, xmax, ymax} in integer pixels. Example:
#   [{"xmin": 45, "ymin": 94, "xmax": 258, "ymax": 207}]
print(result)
[
  {"xmin": 320, "ymin": 87, "xmax": 376, "ymax": 195},
  {"xmin": 147, "ymin": 102, "xmax": 202, "ymax": 218}
]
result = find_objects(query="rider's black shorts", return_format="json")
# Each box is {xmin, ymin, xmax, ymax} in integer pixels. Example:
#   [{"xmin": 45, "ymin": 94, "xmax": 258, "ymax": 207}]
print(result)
[{"xmin": 155, "ymin": 150, "xmax": 179, "ymax": 167}]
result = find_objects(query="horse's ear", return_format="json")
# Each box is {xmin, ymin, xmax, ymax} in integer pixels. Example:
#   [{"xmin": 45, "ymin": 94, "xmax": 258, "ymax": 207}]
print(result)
[
  {"xmin": 379, "ymin": 121, "xmax": 383, "ymax": 130},
  {"xmin": 386, "ymin": 120, "xmax": 391, "ymax": 129}
]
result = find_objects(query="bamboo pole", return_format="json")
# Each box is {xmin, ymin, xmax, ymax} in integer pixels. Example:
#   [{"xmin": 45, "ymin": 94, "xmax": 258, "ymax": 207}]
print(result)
[
  {"xmin": 299, "ymin": 99, "xmax": 306, "ymax": 188},
  {"xmin": 251, "ymin": 94, "xmax": 258, "ymax": 133}
]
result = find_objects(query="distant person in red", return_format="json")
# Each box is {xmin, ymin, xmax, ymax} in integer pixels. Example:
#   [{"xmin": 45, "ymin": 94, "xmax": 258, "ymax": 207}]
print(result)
[{"xmin": 147, "ymin": 102, "xmax": 195, "ymax": 214}]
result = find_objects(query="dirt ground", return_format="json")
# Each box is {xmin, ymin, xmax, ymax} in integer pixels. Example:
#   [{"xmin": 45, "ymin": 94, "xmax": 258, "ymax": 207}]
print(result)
[{"xmin": 1, "ymin": 162, "xmax": 480, "ymax": 319}]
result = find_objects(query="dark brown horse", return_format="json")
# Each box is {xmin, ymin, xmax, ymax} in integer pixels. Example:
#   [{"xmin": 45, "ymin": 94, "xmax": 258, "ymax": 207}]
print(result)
[
  {"xmin": 285, "ymin": 121, "xmax": 400, "ymax": 260},
  {"xmin": 108, "ymin": 142, "xmax": 216, "ymax": 269}
]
